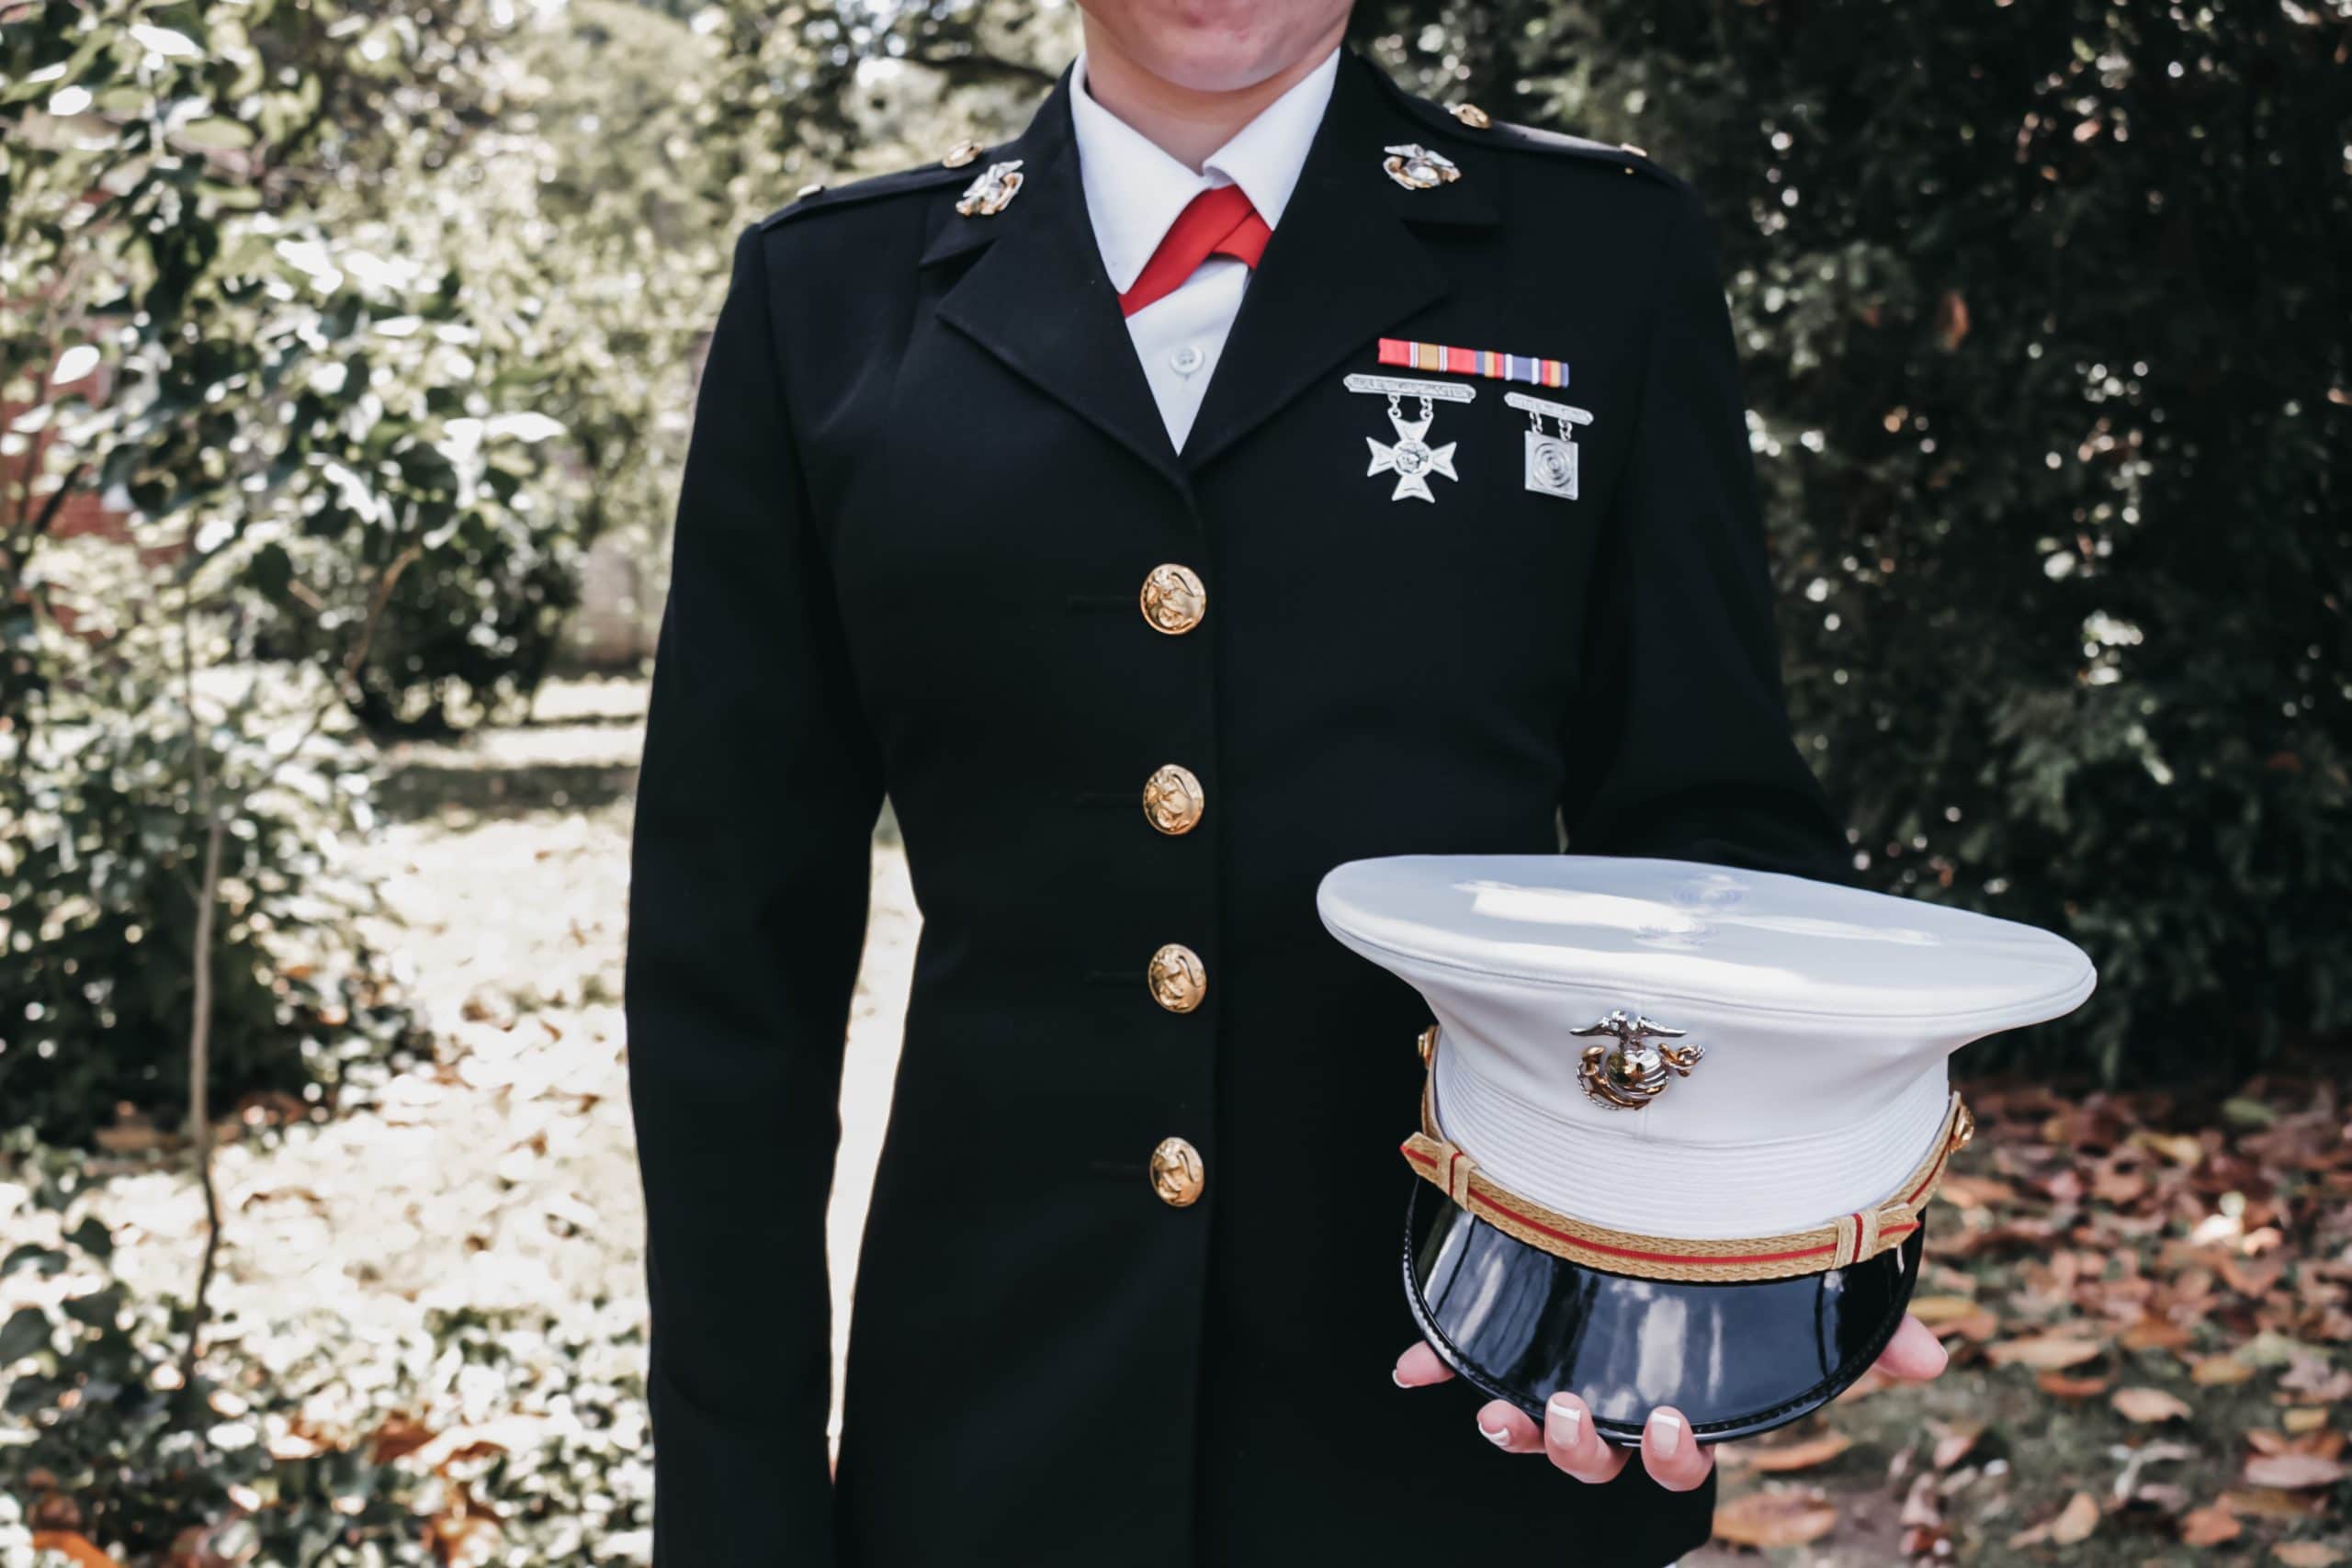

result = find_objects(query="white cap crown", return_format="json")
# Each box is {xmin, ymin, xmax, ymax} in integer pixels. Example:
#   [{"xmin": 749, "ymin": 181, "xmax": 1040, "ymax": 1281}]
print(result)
[{"xmin": 1319, "ymin": 855, "xmax": 2095, "ymax": 1240}]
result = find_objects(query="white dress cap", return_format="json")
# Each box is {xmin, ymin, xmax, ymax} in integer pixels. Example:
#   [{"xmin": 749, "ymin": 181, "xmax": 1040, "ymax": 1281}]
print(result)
[{"xmin": 1318, "ymin": 855, "xmax": 2095, "ymax": 1243}]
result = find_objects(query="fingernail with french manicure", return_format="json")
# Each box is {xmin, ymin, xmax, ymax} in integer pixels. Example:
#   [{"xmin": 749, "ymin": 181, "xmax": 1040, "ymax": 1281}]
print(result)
[
  {"xmin": 1648, "ymin": 1408, "xmax": 1684, "ymax": 1460},
  {"xmin": 1545, "ymin": 1395, "xmax": 1582, "ymax": 1447},
  {"xmin": 1479, "ymin": 1420, "xmax": 1512, "ymax": 1449}
]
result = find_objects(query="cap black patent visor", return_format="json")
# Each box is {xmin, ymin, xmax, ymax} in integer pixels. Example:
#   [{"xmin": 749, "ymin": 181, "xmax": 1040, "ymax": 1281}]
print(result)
[{"xmin": 1402, "ymin": 1179, "xmax": 1925, "ymax": 1447}]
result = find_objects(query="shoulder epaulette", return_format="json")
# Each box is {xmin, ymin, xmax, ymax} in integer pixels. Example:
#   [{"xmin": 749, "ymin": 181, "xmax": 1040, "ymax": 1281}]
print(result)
[
  {"xmin": 1373, "ymin": 72, "xmax": 1683, "ymax": 189},
  {"xmin": 758, "ymin": 145, "xmax": 996, "ymax": 231}
]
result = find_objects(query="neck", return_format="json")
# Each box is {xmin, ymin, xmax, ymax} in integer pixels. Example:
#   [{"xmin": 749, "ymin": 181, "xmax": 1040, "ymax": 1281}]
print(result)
[{"xmin": 1078, "ymin": 28, "xmax": 1343, "ymax": 172}]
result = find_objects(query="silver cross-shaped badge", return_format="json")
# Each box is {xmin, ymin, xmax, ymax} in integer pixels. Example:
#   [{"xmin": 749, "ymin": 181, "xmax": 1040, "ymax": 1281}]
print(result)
[
  {"xmin": 1343, "ymin": 373, "xmax": 1476, "ymax": 502},
  {"xmin": 1368, "ymin": 408, "xmax": 1456, "ymax": 502}
]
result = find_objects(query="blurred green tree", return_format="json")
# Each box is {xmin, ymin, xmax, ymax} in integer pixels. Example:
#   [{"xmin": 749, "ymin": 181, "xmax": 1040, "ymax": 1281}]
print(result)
[
  {"xmin": 0, "ymin": 0, "xmax": 718, "ymax": 1138},
  {"xmin": 2, "ymin": 0, "xmax": 508, "ymax": 1140}
]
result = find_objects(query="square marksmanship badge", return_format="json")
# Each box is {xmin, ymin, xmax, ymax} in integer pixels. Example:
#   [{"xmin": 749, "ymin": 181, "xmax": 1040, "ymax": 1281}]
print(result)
[
  {"xmin": 1524, "ymin": 427, "xmax": 1578, "ymax": 501},
  {"xmin": 1506, "ymin": 392, "xmax": 1595, "ymax": 502}
]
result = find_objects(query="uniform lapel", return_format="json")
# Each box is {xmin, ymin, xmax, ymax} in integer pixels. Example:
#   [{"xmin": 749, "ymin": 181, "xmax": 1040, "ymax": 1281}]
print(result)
[
  {"xmin": 927, "ymin": 74, "xmax": 1187, "ymax": 492},
  {"xmin": 1180, "ymin": 53, "xmax": 1499, "ymax": 474}
]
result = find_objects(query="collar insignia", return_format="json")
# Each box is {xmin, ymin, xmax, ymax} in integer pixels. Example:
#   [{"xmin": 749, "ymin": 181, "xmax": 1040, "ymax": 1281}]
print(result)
[
  {"xmin": 955, "ymin": 160, "xmax": 1024, "ymax": 218},
  {"xmin": 1382, "ymin": 143, "xmax": 1462, "ymax": 191}
]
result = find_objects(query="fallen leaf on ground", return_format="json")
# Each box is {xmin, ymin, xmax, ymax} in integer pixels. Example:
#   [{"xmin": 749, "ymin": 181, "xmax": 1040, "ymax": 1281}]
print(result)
[
  {"xmin": 1906, "ymin": 1293, "xmax": 1984, "ymax": 1327},
  {"xmin": 1987, "ymin": 1334, "xmax": 2103, "ymax": 1370},
  {"xmin": 2010, "ymin": 1490, "xmax": 2101, "ymax": 1548},
  {"xmin": 1932, "ymin": 1422, "xmax": 1984, "ymax": 1470},
  {"xmin": 406, "ymin": 1415, "xmax": 544, "ymax": 1471},
  {"xmin": 2193, "ymin": 1355, "xmax": 2257, "ymax": 1386},
  {"xmin": 2112, "ymin": 1386, "xmax": 2193, "ymax": 1423},
  {"xmin": 2038, "ymin": 1371, "xmax": 2112, "ymax": 1398},
  {"xmin": 2181, "ymin": 1503, "xmax": 2245, "ymax": 1546},
  {"xmin": 1939, "ymin": 1175, "xmax": 2014, "ymax": 1208},
  {"xmin": 1713, "ymin": 1488, "xmax": 1839, "ymax": 1549},
  {"xmin": 370, "ymin": 1414, "xmax": 435, "ymax": 1463},
  {"xmin": 28, "ymin": 1535, "xmax": 122, "ymax": 1568},
  {"xmin": 2052, "ymin": 1492, "xmax": 2100, "ymax": 1544},
  {"xmin": 2225, "ymin": 1488, "xmax": 2330, "ymax": 1520},
  {"xmin": 2121, "ymin": 1316, "xmax": 2194, "ymax": 1352},
  {"xmin": 2134, "ymin": 1129, "xmax": 2207, "ymax": 1166},
  {"xmin": 1901, "ymin": 1472, "xmax": 1944, "ymax": 1529},
  {"xmin": 1743, "ymin": 1431, "xmax": 1852, "ymax": 1473},
  {"xmin": 2244, "ymin": 1452, "xmax": 2346, "ymax": 1490},
  {"xmin": 2274, "ymin": 1545, "xmax": 2344, "ymax": 1566},
  {"xmin": 2282, "ymin": 1359, "xmax": 2352, "ymax": 1401}
]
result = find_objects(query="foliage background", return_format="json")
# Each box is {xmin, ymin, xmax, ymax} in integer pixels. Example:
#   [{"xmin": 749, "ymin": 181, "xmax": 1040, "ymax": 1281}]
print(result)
[{"xmin": 1, "ymin": 1, "xmax": 2347, "ymax": 1564}]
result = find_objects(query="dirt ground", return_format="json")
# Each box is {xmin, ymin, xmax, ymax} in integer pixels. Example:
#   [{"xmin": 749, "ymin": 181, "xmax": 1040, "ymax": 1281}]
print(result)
[{"xmin": 51, "ymin": 676, "xmax": 2342, "ymax": 1566}]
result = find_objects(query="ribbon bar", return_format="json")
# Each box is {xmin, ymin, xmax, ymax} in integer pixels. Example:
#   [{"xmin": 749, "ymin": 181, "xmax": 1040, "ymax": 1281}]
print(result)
[{"xmin": 1378, "ymin": 338, "xmax": 1569, "ymax": 388}]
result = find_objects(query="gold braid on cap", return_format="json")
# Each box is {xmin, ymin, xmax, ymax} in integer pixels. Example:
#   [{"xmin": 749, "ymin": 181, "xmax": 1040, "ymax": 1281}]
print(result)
[{"xmin": 1401, "ymin": 1054, "xmax": 1972, "ymax": 1285}]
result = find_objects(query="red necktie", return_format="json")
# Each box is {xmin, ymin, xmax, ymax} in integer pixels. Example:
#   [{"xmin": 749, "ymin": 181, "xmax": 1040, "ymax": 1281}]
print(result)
[{"xmin": 1119, "ymin": 185, "xmax": 1272, "ymax": 318}]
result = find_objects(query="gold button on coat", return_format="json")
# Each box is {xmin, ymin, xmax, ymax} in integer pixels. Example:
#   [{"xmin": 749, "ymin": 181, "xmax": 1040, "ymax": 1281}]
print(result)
[
  {"xmin": 1147, "ymin": 943, "xmax": 1206, "ymax": 1013},
  {"xmin": 1139, "ymin": 563, "xmax": 1206, "ymax": 636},
  {"xmin": 1452, "ymin": 103, "xmax": 1491, "ymax": 129},
  {"xmin": 941, "ymin": 139, "xmax": 982, "ymax": 169},
  {"xmin": 1142, "ymin": 763, "xmax": 1204, "ymax": 836},
  {"xmin": 1149, "ymin": 1136, "xmax": 1204, "ymax": 1207}
]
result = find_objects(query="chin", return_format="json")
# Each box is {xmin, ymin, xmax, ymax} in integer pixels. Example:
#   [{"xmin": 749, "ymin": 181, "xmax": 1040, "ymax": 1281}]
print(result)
[{"xmin": 1089, "ymin": 0, "xmax": 1348, "ymax": 93}]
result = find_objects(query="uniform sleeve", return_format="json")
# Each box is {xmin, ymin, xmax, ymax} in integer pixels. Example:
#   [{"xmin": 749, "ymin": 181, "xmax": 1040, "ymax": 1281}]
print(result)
[
  {"xmin": 1559, "ymin": 186, "xmax": 1852, "ymax": 884},
  {"xmin": 625, "ymin": 223, "xmax": 882, "ymax": 1564}
]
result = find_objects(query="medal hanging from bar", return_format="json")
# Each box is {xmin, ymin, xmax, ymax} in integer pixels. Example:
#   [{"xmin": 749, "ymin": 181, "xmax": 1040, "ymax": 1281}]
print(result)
[
  {"xmin": 1342, "ymin": 373, "xmax": 1474, "ymax": 503},
  {"xmin": 1505, "ymin": 391, "xmax": 1595, "ymax": 502},
  {"xmin": 1377, "ymin": 339, "xmax": 1569, "ymax": 389}
]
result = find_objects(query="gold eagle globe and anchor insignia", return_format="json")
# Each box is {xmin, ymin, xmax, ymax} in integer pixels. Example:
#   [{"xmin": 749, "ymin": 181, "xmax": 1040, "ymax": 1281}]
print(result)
[
  {"xmin": 1381, "ymin": 142, "xmax": 1462, "ymax": 192},
  {"xmin": 955, "ymin": 160, "xmax": 1024, "ymax": 218},
  {"xmin": 1570, "ymin": 1010, "xmax": 1704, "ymax": 1110}
]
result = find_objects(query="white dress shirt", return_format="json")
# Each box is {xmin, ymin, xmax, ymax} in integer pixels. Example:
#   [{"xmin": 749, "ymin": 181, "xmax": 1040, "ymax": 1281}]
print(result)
[{"xmin": 1069, "ymin": 48, "xmax": 1340, "ymax": 451}]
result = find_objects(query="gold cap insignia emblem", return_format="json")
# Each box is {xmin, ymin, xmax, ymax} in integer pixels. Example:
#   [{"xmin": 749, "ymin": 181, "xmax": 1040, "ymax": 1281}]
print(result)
[
  {"xmin": 1570, "ymin": 1010, "xmax": 1702, "ymax": 1110},
  {"xmin": 1452, "ymin": 103, "xmax": 1491, "ymax": 130},
  {"xmin": 955, "ymin": 160, "xmax": 1025, "ymax": 218},
  {"xmin": 1382, "ymin": 142, "xmax": 1462, "ymax": 191},
  {"xmin": 941, "ymin": 139, "xmax": 982, "ymax": 169}
]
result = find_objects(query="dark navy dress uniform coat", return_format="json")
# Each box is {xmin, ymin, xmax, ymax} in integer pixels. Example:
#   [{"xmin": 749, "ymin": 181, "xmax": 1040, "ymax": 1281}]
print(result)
[{"xmin": 625, "ymin": 50, "xmax": 1849, "ymax": 1568}]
